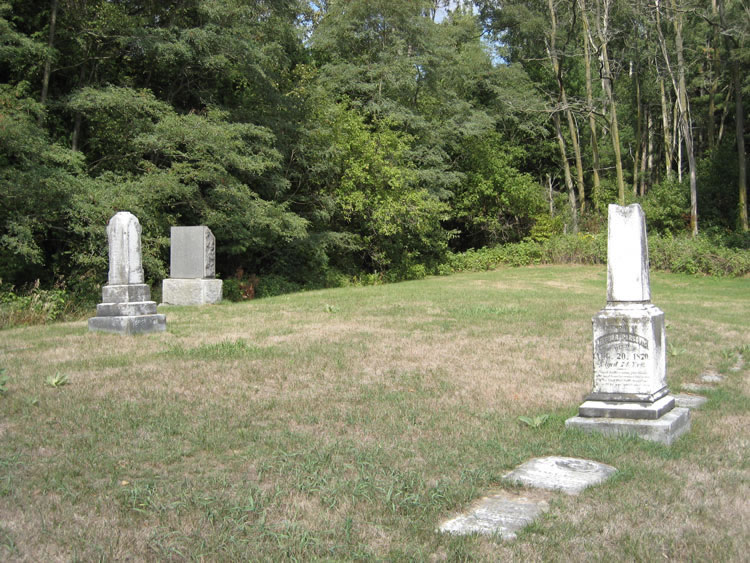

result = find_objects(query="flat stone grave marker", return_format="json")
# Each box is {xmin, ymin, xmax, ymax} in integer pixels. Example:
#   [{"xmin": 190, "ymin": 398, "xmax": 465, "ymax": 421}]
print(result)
[
  {"xmin": 673, "ymin": 393, "xmax": 708, "ymax": 409},
  {"xmin": 700, "ymin": 373, "xmax": 724, "ymax": 383},
  {"xmin": 438, "ymin": 490, "xmax": 550, "ymax": 539},
  {"xmin": 682, "ymin": 383, "xmax": 713, "ymax": 392},
  {"xmin": 503, "ymin": 456, "xmax": 617, "ymax": 496}
]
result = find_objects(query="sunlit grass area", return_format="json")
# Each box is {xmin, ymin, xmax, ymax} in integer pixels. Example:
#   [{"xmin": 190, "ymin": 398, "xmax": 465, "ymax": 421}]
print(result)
[{"xmin": 1, "ymin": 266, "xmax": 748, "ymax": 560}]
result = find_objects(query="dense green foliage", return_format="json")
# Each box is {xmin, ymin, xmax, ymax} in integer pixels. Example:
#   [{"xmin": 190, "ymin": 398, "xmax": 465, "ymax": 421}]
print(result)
[{"xmin": 1, "ymin": 0, "xmax": 747, "ymax": 308}]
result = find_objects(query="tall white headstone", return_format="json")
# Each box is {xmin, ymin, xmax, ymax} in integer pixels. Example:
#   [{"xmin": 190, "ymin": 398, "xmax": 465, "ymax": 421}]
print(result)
[
  {"xmin": 88, "ymin": 212, "xmax": 166, "ymax": 334},
  {"xmin": 107, "ymin": 211, "xmax": 145, "ymax": 285},
  {"xmin": 565, "ymin": 204, "xmax": 690, "ymax": 445}
]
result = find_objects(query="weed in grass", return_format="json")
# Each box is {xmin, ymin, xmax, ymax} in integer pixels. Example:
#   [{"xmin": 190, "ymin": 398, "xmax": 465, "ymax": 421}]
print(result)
[
  {"xmin": 45, "ymin": 371, "xmax": 69, "ymax": 387},
  {"xmin": 668, "ymin": 342, "xmax": 686, "ymax": 357},
  {"xmin": 518, "ymin": 414, "xmax": 550, "ymax": 428},
  {"xmin": 0, "ymin": 369, "xmax": 8, "ymax": 395}
]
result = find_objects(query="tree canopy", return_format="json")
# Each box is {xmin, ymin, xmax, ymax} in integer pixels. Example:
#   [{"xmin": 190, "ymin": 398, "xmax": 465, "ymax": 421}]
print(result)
[{"xmin": 1, "ymin": 0, "xmax": 747, "ymax": 295}]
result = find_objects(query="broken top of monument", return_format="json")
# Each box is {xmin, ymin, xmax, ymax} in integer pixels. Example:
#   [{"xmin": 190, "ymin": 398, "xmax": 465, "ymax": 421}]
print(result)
[
  {"xmin": 606, "ymin": 203, "xmax": 650, "ymax": 303},
  {"xmin": 107, "ymin": 211, "xmax": 145, "ymax": 285}
]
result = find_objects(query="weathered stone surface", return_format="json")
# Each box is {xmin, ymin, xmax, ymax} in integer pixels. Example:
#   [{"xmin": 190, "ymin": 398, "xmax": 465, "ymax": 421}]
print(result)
[
  {"xmin": 101, "ymin": 284, "xmax": 151, "ymax": 304},
  {"xmin": 96, "ymin": 301, "xmax": 157, "ymax": 317},
  {"xmin": 578, "ymin": 395, "xmax": 674, "ymax": 420},
  {"xmin": 170, "ymin": 226, "xmax": 216, "ymax": 279},
  {"xmin": 503, "ymin": 456, "xmax": 617, "ymax": 495},
  {"xmin": 438, "ymin": 491, "xmax": 550, "ymax": 539},
  {"xmin": 566, "ymin": 407, "xmax": 691, "ymax": 446},
  {"xmin": 607, "ymin": 204, "xmax": 650, "ymax": 303},
  {"xmin": 88, "ymin": 313, "xmax": 166, "ymax": 335},
  {"xmin": 590, "ymin": 303, "xmax": 667, "ymax": 403},
  {"xmin": 107, "ymin": 212, "xmax": 144, "ymax": 285},
  {"xmin": 681, "ymin": 383, "xmax": 713, "ymax": 392},
  {"xmin": 700, "ymin": 373, "xmax": 724, "ymax": 383},
  {"xmin": 162, "ymin": 278, "xmax": 222, "ymax": 306},
  {"xmin": 673, "ymin": 393, "xmax": 707, "ymax": 409}
]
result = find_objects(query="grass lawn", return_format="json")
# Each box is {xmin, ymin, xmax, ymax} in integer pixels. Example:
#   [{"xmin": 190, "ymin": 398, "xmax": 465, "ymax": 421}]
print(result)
[{"xmin": 1, "ymin": 265, "xmax": 748, "ymax": 561}]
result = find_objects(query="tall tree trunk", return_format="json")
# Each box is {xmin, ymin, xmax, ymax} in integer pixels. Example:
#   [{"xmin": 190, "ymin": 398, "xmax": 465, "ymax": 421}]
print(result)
[
  {"xmin": 632, "ymin": 68, "xmax": 642, "ymax": 196},
  {"xmin": 707, "ymin": 0, "xmax": 720, "ymax": 151},
  {"xmin": 734, "ymin": 64, "xmax": 748, "ymax": 231},
  {"xmin": 595, "ymin": 0, "xmax": 625, "ymax": 204},
  {"xmin": 547, "ymin": 0, "xmax": 586, "ymax": 214},
  {"xmin": 579, "ymin": 0, "xmax": 602, "ymax": 209},
  {"xmin": 39, "ymin": 0, "xmax": 59, "ymax": 124},
  {"xmin": 646, "ymin": 110, "xmax": 654, "ymax": 194},
  {"xmin": 553, "ymin": 112, "xmax": 579, "ymax": 232},
  {"xmin": 671, "ymin": 0, "xmax": 698, "ymax": 235},
  {"xmin": 659, "ymin": 76, "xmax": 673, "ymax": 180},
  {"xmin": 717, "ymin": 87, "xmax": 731, "ymax": 144},
  {"xmin": 718, "ymin": 0, "xmax": 748, "ymax": 231},
  {"xmin": 639, "ymin": 108, "xmax": 649, "ymax": 196},
  {"xmin": 656, "ymin": 0, "xmax": 699, "ymax": 235}
]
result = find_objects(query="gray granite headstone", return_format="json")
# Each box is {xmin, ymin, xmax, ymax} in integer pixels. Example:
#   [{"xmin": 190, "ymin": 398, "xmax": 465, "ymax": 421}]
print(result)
[
  {"xmin": 162, "ymin": 226, "xmax": 222, "ymax": 305},
  {"xmin": 88, "ymin": 212, "xmax": 166, "ymax": 334},
  {"xmin": 566, "ymin": 204, "xmax": 690, "ymax": 445},
  {"xmin": 503, "ymin": 456, "xmax": 617, "ymax": 495}
]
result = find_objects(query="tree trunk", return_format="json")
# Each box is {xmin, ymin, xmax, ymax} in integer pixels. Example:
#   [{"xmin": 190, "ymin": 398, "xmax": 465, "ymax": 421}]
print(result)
[
  {"xmin": 632, "ymin": 68, "xmax": 642, "ymax": 196},
  {"xmin": 579, "ymin": 0, "xmax": 602, "ymax": 209},
  {"xmin": 718, "ymin": 0, "xmax": 748, "ymax": 231},
  {"xmin": 39, "ymin": 0, "xmax": 59, "ymax": 123},
  {"xmin": 735, "ymin": 64, "xmax": 748, "ymax": 231},
  {"xmin": 595, "ymin": 0, "xmax": 625, "ymax": 204},
  {"xmin": 547, "ymin": 0, "xmax": 586, "ymax": 214},
  {"xmin": 671, "ymin": 0, "xmax": 698, "ymax": 235},
  {"xmin": 659, "ymin": 76, "xmax": 673, "ymax": 180},
  {"xmin": 553, "ymin": 112, "xmax": 579, "ymax": 232},
  {"xmin": 656, "ymin": 0, "xmax": 698, "ymax": 235}
]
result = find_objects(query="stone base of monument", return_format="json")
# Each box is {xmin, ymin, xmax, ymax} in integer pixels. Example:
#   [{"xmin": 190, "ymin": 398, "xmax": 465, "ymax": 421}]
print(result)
[
  {"xmin": 88, "ymin": 283, "xmax": 166, "ymax": 335},
  {"xmin": 577, "ymin": 395, "xmax": 674, "ymax": 419},
  {"xmin": 565, "ymin": 406, "xmax": 690, "ymax": 446},
  {"xmin": 162, "ymin": 278, "xmax": 222, "ymax": 306}
]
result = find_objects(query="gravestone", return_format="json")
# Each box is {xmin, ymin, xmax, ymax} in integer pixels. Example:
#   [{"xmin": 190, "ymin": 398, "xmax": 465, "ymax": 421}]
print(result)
[
  {"xmin": 88, "ymin": 212, "xmax": 166, "ymax": 334},
  {"xmin": 162, "ymin": 226, "xmax": 222, "ymax": 305},
  {"xmin": 565, "ymin": 204, "xmax": 690, "ymax": 445},
  {"xmin": 438, "ymin": 491, "xmax": 550, "ymax": 539},
  {"xmin": 503, "ymin": 456, "xmax": 617, "ymax": 495}
]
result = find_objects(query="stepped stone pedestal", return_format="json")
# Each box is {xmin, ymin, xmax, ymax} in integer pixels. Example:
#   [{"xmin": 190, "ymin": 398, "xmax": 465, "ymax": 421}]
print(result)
[
  {"xmin": 88, "ymin": 212, "xmax": 166, "ymax": 335},
  {"xmin": 566, "ymin": 204, "xmax": 689, "ymax": 445},
  {"xmin": 162, "ymin": 226, "xmax": 222, "ymax": 306}
]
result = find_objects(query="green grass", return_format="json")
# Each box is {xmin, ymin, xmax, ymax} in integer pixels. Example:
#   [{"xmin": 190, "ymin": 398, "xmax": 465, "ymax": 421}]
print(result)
[{"xmin": 0, "ymin": 265, "xmax": 748, "ymax": 560}]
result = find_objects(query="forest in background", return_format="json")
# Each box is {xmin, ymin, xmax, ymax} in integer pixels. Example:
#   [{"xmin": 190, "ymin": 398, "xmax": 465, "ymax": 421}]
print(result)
[{"xmin": 1, "ymin": 0, "xmax": 748, "ymax": 306}]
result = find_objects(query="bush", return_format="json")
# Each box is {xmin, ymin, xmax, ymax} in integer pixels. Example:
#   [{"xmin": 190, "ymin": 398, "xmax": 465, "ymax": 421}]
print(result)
[
  {"xmin": 442, "ymin": 232, "xmax": 749, "ymax": 277},
  {"xmin": 0, "ymin": 281, "xmax": 71, "ymax": 329},
  {"xmin": 255, "ymin": 275, "xmax": 302, "ymax": 299},
  {"xmin": 649, "ymin": 234, "xmax": 750, "ymax": 277}
]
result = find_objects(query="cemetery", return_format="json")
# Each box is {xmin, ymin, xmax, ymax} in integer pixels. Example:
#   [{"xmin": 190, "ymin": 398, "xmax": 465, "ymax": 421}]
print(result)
[
  {"xmin": 1, "ymin": 208, "xmax": 748, "ymax": 560},
  {"xmin": 1, "ymin": 1, "xmax": 748, "ymax": 559}
]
